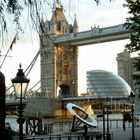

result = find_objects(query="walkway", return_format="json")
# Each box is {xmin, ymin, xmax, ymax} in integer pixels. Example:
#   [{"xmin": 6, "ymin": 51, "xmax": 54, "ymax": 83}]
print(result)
[{"xmin": 111, "ymin": 127, "xmax": 140, "ymax": 140}]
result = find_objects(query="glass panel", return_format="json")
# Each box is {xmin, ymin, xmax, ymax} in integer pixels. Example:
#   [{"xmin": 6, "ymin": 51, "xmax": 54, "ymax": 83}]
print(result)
[
  {"xmin": 13, "ymin": 82, "xmax": 29, "ymax": 99},
  {"xmin": 86, "ymin": 70, "xmax": 131, "ymax": 96}
]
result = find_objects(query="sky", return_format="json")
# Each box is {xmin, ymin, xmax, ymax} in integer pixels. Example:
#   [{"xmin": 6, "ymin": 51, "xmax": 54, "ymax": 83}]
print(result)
[{"xmin": 0, "ymin": 0, "xmax": 137, "ymax": 95}]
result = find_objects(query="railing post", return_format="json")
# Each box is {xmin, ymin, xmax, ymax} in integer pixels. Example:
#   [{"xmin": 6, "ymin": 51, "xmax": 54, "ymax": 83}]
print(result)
[
  {"xmin": 102, "ymin": 105, "xmax": 106, "ymax": 140},
  {"xmin": 68, "ymin": 135, "xmax": 71, "ymax": 140},
  {"xmin": 77, "ymin": 135, "xmax": 80, "ymax": 140},
  {"xmin": 116, "ymin": 120, "xmax": 118, "ymax": 128},
  {"xmin": 110, "ymin": 120, "xmax": 112, "ymax": 128},
  {"xmin": 58, "ymin": 135, "xmax": 61, "ymax": 140}
]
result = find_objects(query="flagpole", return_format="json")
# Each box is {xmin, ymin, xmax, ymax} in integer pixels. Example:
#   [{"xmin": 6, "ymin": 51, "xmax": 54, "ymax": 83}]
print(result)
[
  {"xmin": 0, "ymin": 36, "xmax": 16, "ymax": 69},
  {"xmin": 0, "ymin": 47, "xmax": 11, "ymax": 69}
]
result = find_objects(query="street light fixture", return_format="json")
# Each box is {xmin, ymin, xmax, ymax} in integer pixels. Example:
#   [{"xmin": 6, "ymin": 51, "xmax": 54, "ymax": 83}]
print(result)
[
  {"xmin": 11, "ymin": 64, "xmax": 30, "ymax": 140},
  {"xmin": 129, "ymin": 91, "xmax": 136, "ymax": 140}
]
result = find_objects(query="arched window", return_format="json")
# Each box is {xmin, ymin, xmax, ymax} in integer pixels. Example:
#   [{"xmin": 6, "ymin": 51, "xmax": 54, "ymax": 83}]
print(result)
[{"xmin": 57, "ymin": 21, "xmax": 61, "ymax": 31}]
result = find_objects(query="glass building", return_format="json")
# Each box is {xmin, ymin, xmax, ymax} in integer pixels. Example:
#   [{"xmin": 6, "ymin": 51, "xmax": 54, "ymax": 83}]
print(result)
[{"xmin": 86, "ymin": 70, "xmax": 131, "ymax": 97}]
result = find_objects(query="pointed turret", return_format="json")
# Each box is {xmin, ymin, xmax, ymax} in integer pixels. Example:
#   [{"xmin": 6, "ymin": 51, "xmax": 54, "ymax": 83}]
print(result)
[
  {"xmin": 40, "ymin": 0, "xmax": 79, "ymax": 99},
  {"xmin": 49, "ymin": 0, "xmax": 69, "ymax": 35},
  {"xmin": 54, "ymin": 0, "xmax": 63, "ymax": 10},
  {"xmin": 73, "ymin": 15, "xmax": 79, "ymax": 32}
]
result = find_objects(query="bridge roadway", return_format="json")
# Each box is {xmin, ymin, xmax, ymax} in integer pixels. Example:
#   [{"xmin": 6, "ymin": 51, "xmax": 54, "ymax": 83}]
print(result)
[
  {"xmin": 61, "ymin": 96, "xmax": 130, "ymax": 110},
  {"xmin": 6, "ymin": 95, "xmax": 129, "ymax": 112},
  {"xmin": 53, "ymin": 24, "xmax": 130, "ymax": 46},
  {"xmin": 6, "ymin": 99, "xmax": 26, "ymax": 113}
]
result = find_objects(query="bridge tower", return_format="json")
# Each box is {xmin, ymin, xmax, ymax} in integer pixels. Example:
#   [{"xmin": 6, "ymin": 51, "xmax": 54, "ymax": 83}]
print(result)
[{"xmin": 40, "ymin": 1, "xmax": 79, "ymax": 98}]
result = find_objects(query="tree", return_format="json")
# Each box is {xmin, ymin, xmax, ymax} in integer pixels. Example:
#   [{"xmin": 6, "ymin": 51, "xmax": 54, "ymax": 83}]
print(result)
[
  {"xmin": 0, "ymin": 0, "xmax": 41, "ymax": 39},
  {"xmin": 0, "ymin": 0, "xmax": 23, "ymax": 36},
  {"xmin": 132, "ymin": 53, "xmax": 140, "ymax": 97},
  {"xmin": 123, "ymin": 0, "xmax": 140, "ymax": 52},
  {"xmin": 133, "ymin": 54, "xmax": 140, "ymax": 73}
]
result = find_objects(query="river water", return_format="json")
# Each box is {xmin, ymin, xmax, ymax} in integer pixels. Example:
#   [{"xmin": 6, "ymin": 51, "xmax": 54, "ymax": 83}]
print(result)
[{"xmin": 6, "ymin": 116, "xmax": 26, "ymax": 133}]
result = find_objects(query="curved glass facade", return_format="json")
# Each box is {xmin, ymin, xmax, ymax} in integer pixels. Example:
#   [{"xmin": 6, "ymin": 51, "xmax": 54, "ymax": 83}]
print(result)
[{"xmin": 86, "ymin": 70, "xmax": 131, "ymax": 97}]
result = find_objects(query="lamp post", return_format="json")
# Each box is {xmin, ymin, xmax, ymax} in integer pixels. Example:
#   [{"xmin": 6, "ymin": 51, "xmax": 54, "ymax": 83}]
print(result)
[
  {"xmin": 102, "ymin": 104, "xmax": 106, "ymax": 140},
  {"xmin": 123, "ymin": 98, "xmax": 126, "ymax": 131},
  {"xmin": 129, "ymin": 91, "xmax": 136, "ymax": 140},
  {"xmin": 106, "ymin": 97, "xmax": 111, "ymax": 140},
  {"xmin": 11, "ymin": 64, "xmax": 30, "ymax": 140}
]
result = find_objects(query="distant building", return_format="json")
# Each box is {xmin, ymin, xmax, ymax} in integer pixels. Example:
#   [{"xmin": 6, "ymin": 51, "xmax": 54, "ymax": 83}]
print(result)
[
  {"xmin": 86, "ymin": 70, "xmax": 131, "ymax": 97},
  {"xmin": 116, "ymin": 49, "xmax": 140, "ymax": 91},
  {"xmin": 86, "ymin": 70, "xmax": 132, "ymax": 114}
]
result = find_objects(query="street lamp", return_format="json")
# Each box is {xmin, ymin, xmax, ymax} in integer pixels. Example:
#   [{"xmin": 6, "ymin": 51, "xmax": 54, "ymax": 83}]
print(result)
[
  {"xmin": 129, "ymin": 91, "xmax": 136, "ymax": 140},
  {"xmin": 11, "ymin": 64, "xmax": 30, "ymax": 140},
  {"xmin": 102, "ymin": 104, "xmax": 106, "ymax": 140},
  {"xmin": 122, "ymin": 98, "xmax": 126, "ymax": 131},
  {"xmin": 106, "ymin": 97, "xmax": 111, "ymax": 140}
]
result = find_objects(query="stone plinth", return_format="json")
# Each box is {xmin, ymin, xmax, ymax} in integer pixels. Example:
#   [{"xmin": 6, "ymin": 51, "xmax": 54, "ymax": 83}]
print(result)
[{"xmin": 24, "ymin": 97, "xmax": 62, "ymax": 118}]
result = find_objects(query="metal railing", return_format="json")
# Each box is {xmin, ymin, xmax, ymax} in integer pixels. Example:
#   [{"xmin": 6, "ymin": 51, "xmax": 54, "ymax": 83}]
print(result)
[
  {"xmin": 13, "ymin": 133, "xmax": 104, "ymax": 140},
  {"xmin": 53, "ymin": 24, "xmax": 129, "ymax": 45},
  {"xmin": 12, "ymin": 118, "xmax": 140, "ymax": 140}
]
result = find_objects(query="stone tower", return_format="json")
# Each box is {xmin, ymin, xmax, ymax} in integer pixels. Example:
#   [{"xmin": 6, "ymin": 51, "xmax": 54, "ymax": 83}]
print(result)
[
  {"xmin": 116, "ymin": 49, "xmax": 132, "ymax": 87},
  {"xmin": 40, "ymin": 1, "xmax": 79, "ymax": 98}
]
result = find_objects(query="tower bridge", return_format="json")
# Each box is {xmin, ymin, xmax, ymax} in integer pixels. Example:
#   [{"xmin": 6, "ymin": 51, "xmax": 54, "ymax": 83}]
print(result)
[
  {"xmin": 6, "ymin": 1, "xmax": 133, "ymax": 135},
  {"xmin": 6, "ymin": 19, "xmax": 131, "ymax": 114}
]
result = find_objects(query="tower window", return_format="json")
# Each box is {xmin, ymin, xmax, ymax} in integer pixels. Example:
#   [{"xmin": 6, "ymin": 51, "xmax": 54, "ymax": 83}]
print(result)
[{"xmin": 57, "ymin": 22, "xmax": 61, "ymax": 31}]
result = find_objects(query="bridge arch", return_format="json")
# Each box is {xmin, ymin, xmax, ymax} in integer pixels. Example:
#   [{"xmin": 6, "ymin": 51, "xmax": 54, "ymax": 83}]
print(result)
[{"xmin": 58, "ymin": 84, "xmax": 70, "ymax": 98}]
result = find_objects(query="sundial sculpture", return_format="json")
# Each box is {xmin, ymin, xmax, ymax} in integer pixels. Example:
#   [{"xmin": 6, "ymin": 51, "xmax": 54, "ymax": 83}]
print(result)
[{"xmin": 67, "ymin": 103, "xmax": 97, "ymax": 134}]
